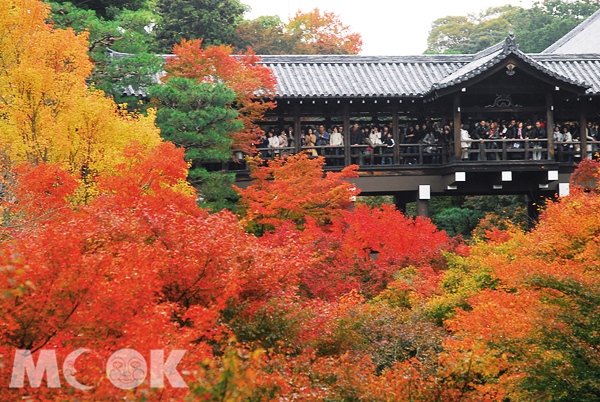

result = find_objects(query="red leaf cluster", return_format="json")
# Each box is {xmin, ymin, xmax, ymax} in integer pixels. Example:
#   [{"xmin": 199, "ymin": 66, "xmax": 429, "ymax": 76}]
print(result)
[{"xmin": 165, "ymin": 39, "xmax": 278, "ymax": 153}]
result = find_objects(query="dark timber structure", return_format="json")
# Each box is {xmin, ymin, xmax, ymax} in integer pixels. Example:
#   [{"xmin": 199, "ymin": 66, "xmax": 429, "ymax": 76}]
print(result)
[{"xmin": 230, "ymin": 11, "xmax": 600, "ymax": 218}]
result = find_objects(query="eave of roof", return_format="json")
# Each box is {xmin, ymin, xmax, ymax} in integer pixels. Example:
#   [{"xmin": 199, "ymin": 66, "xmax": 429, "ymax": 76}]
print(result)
[{"xmin": 428, "ymin": 33, "xmax": 591, "ymax": 96}]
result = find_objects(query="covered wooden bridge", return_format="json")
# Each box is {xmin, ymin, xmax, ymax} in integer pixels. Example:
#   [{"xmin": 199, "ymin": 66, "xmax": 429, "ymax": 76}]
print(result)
[{"xmin": 232, "ymin": 13, "xmax": 600, "ymax": 217}]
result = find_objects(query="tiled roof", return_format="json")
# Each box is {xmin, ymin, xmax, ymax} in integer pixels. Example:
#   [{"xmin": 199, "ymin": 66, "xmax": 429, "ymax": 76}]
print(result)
[
  {"xmin": 259, "ymin": 55, "xmax": 471, "ymax": 98},
  {"xmin": 260, "ymin": 50, "xmax": 600, "ymax": 98},
  {"xmin": 543, "ymin": 8, "xmax": 600, "ymax": 54},
  {"xmin": 533, "ymin": 54, "xmax": 600, "ymax": 94},
  {"xmin": 431, "ymin": 34, "xmax": 591, "ymax": 94},
  {"xmin": 108, "ymin": 26, "xmax": 600, "ymax": 98}
]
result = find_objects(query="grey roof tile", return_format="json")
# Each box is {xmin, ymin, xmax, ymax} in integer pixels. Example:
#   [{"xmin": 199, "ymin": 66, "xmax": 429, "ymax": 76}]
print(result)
[
  {"xmin": 533, "ymin": 56, "xmax": 600, "ymax": 94},
  {"xmin": 109, "ymin": 22, "xmax": 600, "ymax": 99},
  {"xmin": 543, "ymin": 8, "xmax": 600, "ymax": 54}
]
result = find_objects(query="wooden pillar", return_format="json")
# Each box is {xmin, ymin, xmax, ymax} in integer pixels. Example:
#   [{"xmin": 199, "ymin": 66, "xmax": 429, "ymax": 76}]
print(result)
[
  {"xmin": 294, "ymin": 102, "xmax": 301, "ymax": 154},
  {"xmin": 393, "ymin": 192, "xmax": 407, "ymax": 214},
  {"xmin": 453, "ymin": 93, "xmax": 461, "ymax": 160},
  {"xmin": 580, "ymin": 107, "xmax": 587, "ymax": 159},
  {"xmin": 416, "ymin": 199, "xmax": 429, "ymax": 218},
  {"xmin": 546, "ymin": 93, "xmax": 555, "ymax": 161},
  {"xmin": 343, "ymin": 102, "xmax": 351, "ymax": 166},
  {"xmin": 392, "ymin": 103, "xmax": 400, "ymax": 165}
]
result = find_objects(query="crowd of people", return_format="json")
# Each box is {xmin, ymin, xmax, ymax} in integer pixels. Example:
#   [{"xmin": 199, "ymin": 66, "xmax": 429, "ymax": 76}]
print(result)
[
  {"xmin": 253, "ymin": 119, "xmax": 600, "ymax": 165},
  {"xmin": 460, "ymin": 119, "xmax": 600, "ymax": 162}
]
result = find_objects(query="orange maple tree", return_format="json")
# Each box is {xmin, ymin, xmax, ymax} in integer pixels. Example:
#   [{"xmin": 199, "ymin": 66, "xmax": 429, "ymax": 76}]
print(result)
[
  {"xmin": 286, "ymin": 8, "xmax": 363, "ymax": 55},
  {"xmin": 235, "ymin": 153, "xmax": 360, "ymax": 233},
  {"xmin": 431, "ymin": 162, "xmax": 600, "ymax": 401},
  {"xmin": 235, "ymin": 9, "xmax": 363, "ymax": 55},
  {"xmin": 0, "ymin": 144, "xmax": 312, "ymax": 400},
  {"xmin": 164, "ymin": 39, "xmax": 278, "ymax": 153},
  {"xmin": 235, "ymin": 155, "xmax": 454, "ymax": 300}
]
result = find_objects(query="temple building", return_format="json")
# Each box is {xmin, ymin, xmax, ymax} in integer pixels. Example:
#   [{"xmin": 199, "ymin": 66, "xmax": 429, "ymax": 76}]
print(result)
[
  {"xmin": 112, "ymin": 8, "xmax": 600, "ymax": 217},
  {"xmin": 236, "ymin": 9, "xmax": 600, "ymax": 217}
]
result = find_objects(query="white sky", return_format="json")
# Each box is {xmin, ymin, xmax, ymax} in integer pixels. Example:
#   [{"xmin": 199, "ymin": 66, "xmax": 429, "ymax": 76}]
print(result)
[{"xmin": 244, "ymin": 0, "xmax": 535, "ymax": 55}]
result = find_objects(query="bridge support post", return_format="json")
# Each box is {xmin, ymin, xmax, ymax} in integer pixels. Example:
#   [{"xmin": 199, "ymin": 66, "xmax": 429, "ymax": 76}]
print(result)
[
  {"xmin": 393, "ymin": 192, "xmax": 408, "ymax": 214},
  {"xmin": 294, "ymin": 103, "xmax": 301, "ymax": 155},
  {"xmin": 417, "ymin": 185, "xmax": 430, "ymax": 218},
  {"xmin": 526, "ymin": 193, "xmax": 546, "ymax": 229},
  {"xmin": 416, "ymin": 199, "xmax": 429, "ymax": 218}
]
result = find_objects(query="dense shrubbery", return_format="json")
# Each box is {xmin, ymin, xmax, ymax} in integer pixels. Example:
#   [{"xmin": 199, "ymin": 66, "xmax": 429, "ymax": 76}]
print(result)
[{"xmin": 3, "ymin": 2, "xmax": 600, "ymax": 400}]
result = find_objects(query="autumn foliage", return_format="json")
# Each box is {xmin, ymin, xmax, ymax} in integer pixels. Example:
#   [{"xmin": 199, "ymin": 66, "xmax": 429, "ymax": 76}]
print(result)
[
  {"xmin": 235, "ymin": 153, "xmax": 360, "ymax": 231},
  {"xmin": 235, "ymin": 8, "xmax": 363, "ymax": 55},
  {"xmin": 286, "ymin": 8, "xmax": 363, "ymax": 55},
  {"xmin": 0, "ymin": 0, "xmax": 163, "ymax": 206},
  {"xmin": 164, "ymin": 39, "xmax": 277, "ymax": 152},
  {"xmin": 4, "ymin": 1, "xmax": 600, "ymax": 400}
]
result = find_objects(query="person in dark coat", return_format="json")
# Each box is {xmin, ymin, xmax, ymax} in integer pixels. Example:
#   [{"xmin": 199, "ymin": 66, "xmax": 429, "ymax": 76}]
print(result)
[{"xmin": 531, "ymin": 121, "xmax": 546, "ymax": 160}]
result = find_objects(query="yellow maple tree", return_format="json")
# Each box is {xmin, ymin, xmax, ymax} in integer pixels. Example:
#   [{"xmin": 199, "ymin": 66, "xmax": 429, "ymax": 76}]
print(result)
[{"xmin": 0, "ymin": 0, "xmax": 162, "ymax": 185}]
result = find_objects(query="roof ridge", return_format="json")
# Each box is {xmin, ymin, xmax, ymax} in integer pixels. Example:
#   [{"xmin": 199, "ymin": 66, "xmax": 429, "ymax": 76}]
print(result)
[
  {"xmin": 428, "ymin": 34, "xmax": 590, "ymax": 96},
  {"xmin": 257, "ymin": 54, "xmax": 474, "ymax": 64}
]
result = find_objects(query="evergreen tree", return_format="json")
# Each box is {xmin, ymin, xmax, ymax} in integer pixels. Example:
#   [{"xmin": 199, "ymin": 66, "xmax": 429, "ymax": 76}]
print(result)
[
  {"xmin": 150, "ymin": 78, "xmax": 244, "ymax": 211},
  {"xmin": 426, "ymin": 0, "xmax": 600, "ymax": 54},
  {"xmin": 154, "ymin": 0, "xmax": 247, "ymax": 53},
  {"xmin": 47, "ymin": 1, "xmax": 162, "ymax": 109}
]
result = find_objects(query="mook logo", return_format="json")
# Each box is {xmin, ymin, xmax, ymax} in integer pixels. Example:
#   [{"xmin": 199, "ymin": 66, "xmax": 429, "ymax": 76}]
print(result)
[{"xmin": 9, "ymin": 349, "xmax": 187, "ymax": 390}]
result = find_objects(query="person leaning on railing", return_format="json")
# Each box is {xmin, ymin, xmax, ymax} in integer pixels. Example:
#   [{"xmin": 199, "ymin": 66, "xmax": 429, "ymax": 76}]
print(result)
[
  {"xmin": 422, "ymin": 129, "xmax": 436, "ymax": 164},
  {"xmin": 471, "ymin": 121, "xmax": 489, "ymax": 161},
  {"xmin": 304, "ymin": 127, "xmax": 318, "ymax": 156},
  {"xmin": 461, "ymin": 124, "xmax": 471, "ymax": 160},
  {"xmin": 278, "ymin": 130, "xmax": 288, "ymax": 156},
  {"xmin": 527, "ymin": 121, "xmax": 545, "ymax": 161},
  {"xmin": 403, "ymin": 125, "xmax": 417, "ymax": 164},
  {"xmin": 382, "ymin": 131, "xmax": 395, "ymax": 165},
  {"xmin": 561, "ymin": 126, "xmax": 573, "ymax": 162},
  {"xmin": 553, "ymin": 125, "xmax": 562, "ymax": 154},
  {"xmin": 330, "ymin": 126, "xmax": 343, "ymax": 166}
]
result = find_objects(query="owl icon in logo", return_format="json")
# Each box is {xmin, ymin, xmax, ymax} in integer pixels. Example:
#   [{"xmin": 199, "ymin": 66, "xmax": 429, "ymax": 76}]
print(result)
[{"xmin": 107, "ymin": 349, "xmax": 147, "ymax": 389}]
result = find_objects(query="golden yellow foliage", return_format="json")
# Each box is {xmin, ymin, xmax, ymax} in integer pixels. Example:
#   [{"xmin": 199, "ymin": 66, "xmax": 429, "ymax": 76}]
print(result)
[{"xmin": 0, "ymin": 0, "xmax": 162, "ymax": 177}]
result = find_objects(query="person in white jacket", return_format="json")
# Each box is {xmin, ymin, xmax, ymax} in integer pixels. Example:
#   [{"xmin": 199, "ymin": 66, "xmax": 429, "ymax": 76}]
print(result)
[
  {"xmin": 369, "ymin": 126, "xmax": 383, "ymax": 146},
  {"xmin": 460, "ymin": 124, "xmax": 471, "ymax": 160},
  {"xmin": 330, "ymin": 127, "xmax": 343, "ymax": 147},
  {"xmin": 329, "ymin": 127, "xmax": 343, "ymax": 165}
]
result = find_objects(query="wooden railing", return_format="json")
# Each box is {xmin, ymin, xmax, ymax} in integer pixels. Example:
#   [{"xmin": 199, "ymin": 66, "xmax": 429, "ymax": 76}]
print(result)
[{"xmin": 223, "ymin": 138, "xmax": 585, "ymax": 171}]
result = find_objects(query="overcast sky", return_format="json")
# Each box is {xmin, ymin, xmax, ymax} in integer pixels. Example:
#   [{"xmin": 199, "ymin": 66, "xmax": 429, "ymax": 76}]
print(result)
[{"xmin": 243, "ymin": 0, "xmax": 536, "ymax": 55}]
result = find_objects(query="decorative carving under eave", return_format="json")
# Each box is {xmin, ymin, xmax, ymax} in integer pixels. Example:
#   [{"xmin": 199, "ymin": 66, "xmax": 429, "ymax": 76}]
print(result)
[
  {"xmin": 503, "ymin": 30, "xmax": 519, "ymax": 54},
  {"xmin": 506, "ymin": 63, "xmax": 515, "ymax": 76},
  {"xmin": 485, "ymin": 94, "xmax": 522, "ymax": 108}
]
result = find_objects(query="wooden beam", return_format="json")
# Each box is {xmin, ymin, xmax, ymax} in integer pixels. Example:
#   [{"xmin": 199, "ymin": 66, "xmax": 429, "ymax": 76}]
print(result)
[{"xmin": 461, "ymin": 106, "xmax": 546, "ymax": 113}]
